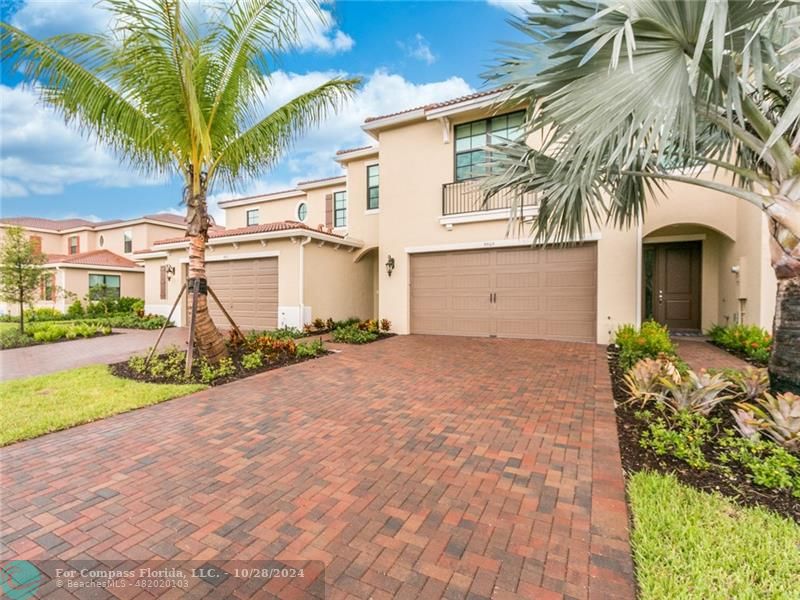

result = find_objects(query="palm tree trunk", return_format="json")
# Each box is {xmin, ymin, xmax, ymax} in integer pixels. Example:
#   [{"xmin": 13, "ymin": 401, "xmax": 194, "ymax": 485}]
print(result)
[
  {"xmin": 768, "ymin": 198, "xmax": 800, "ymax": 393},
  {"xmin": 770, "ymin": 275, "xmax": 800, "ymax": 394},
  {"xmin": 186, "ymin": 187, "xmax": 227, "ymax": 364}
]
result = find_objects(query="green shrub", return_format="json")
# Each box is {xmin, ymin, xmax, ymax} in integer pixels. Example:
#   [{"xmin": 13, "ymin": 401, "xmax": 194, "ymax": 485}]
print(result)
[
  {"xmin": 614, "ymin": 321, "xmax": 677, "ymax": 370},
  {"xmin": 332, "ymin": 324, "xmax": 378, "ymax": 344},
  {"xmin": 708, "ymin": 324, "xmax": 771, "ymax": 363},
  {"xmin": 127, "ymin": 346, "xmax": 186, "ymax": 381},
  {"xmin": 296, "ymin": 339, "xmax": 325, "ymax": 358},
  {"xmin": 116, "ymin": 297, "xmax": 140, "ymax": 313},
  {"xmin": 26, "ymin": 322, "xmax": 109, "ymax": 343},
  {"xmin": 639, "ymin": 410, "xmax": 716, "ymax": 470},
  {"xmin": 132, "ymin": 299, "xmax": 145, "ymax": 316},
  {"xmin": 247, "ymin": 326, "xmax": 304, "ymax": 340},
  {"xmin": 66, "ymin": 300, "xmax": 85, "ymax": 319},
  {"xmin": 718, "ymin": 435, "xmax": 800, "ymax": 498},
  {"xmin": 198, "ymin": 356, "xmax": 237, "ymax": 384},
  {"xmin": 0, "ymin": 328, "xmax": 34, "ymax": 349},
  {"xmin": 241, "ymin": 350, "xmax": 263, "ymax": 370},
  {"xmin": 25, "ymin": 307, "xmax": 67, "ymax": 322},
  {"xmin": 248, "ymin": 336, "xmax": 297, "ymax": 359},
  {"xmin": 87, "ymin": 314, "xmax": 171, "ymax": 330}
]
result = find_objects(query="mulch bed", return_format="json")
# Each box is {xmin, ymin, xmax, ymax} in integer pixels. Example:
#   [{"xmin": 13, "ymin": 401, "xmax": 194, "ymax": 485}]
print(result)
[
  {"xmin": 608, "ymin": 345, "xmax": 800, "ymax": 523},
  {"xmin": 110, "ymin": 348, "xmax": 331, "ymax": 387},
  {"xmin": 707, "ymin": 340, "xmax": 768, "ymax": 368},
  {"xmin": 330, "ymin": 332, "xmax": 397, "ymax": 345}
]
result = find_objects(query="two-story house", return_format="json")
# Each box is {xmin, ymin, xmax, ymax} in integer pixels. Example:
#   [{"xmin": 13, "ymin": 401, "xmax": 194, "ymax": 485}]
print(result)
[
  {"xmin": 136, "ymin": 89, "xmax": 776, "ymax": 343},
  {"xmin": 0, "ymin": 213, "xmax": 186, "ymax": 314}
]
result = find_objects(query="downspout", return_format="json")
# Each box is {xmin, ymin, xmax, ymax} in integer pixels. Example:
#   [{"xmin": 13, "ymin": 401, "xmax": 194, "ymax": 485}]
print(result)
[
  {"xmin": 298, "ymin": 236, "xmax": 311, "ymax": 328},
  {"xmin": 635, "ymin": 222, "xmax": 643, "ymax": 326}
]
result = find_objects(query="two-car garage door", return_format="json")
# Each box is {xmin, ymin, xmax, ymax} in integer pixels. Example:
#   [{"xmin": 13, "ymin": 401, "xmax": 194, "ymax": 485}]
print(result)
[
  {"xmin": 410, "ymin": 244, "xmax": 597, "ymax": 342},
  {"xmin": 196, "ymin": 258, "xmax": 278, "ymax": 331}
]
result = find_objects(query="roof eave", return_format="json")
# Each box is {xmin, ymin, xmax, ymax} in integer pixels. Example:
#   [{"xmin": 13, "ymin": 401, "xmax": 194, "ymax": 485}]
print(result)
[
  {"xmin": 296, "ymin": 176, "xmax": 347, "ymax": 191},
  {"xmin": 153, "ymin": 228, "xmax": 363, "ymax": 250},
  {"xmin": 333, "ymin": 147, "xmax": 380, "ymax": 164}
]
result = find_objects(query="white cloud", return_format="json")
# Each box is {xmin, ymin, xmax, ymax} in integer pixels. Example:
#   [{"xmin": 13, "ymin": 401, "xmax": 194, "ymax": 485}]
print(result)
[
  {"xmin": 0, "ymin": 84, "xmax": 162, "ymax": 198},
  {"xmin": 486, "ymin": 0, "xmax": 532, "ymax": 16},
  {"xmin": 11, "ymin": 0, "xmax": 354, "ymax": 54},
  {"xmin": 296, "ymin": 6, "xmax": 354, "ymax": 54},
  {"xmin": 398, "ymin": 34, "xmax": 436, "ymax": 65}
]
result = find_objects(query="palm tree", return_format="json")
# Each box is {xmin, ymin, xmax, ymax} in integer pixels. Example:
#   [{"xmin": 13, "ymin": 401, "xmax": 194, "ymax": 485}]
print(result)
[
  {"xmin": 0, "ymin": 0, "xmax": 359, "ymax": 363},
  {"xmin": 484, "ymin": 0, "xmax": 800, "ymax": 392}
]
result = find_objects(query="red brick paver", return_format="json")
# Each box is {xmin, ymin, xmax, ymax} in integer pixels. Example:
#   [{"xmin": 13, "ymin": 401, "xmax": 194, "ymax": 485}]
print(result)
[
  {"xmin": 674, "ymin": 337, "xmax": 750, "ymax": 372},
  {"xmin": 0, "ymin": 336, "xmax": 635, "ymax": 599}
]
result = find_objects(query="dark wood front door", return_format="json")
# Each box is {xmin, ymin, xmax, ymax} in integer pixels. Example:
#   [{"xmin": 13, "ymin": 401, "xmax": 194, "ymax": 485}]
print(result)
[{"xmin": 643, "ymin": 242, "xmax": 702, "ymax": 332}]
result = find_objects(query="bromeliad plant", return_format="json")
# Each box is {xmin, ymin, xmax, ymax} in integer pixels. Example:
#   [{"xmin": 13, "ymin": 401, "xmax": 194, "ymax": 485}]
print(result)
[
  {"xmin": 708, "ymin": 324, "xmax": 772, "ymax": 365},
  {"xmin": 622, "ymin": 357, "xmax": 681, "ymax": 408},
  {"xmin": 0, "ymin": 0, "xmax": 359, "ymax": 364},
  {"xmin": 733, "ymin": 392, "xmax": 800, "ymax": 452},
  {"xmin": 658, "ymin": 370, "xmax": 734, "ymax": 416}
]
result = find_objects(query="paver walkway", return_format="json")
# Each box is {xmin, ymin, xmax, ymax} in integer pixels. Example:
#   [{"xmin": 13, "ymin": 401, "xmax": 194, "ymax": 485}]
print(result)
[
  {"xmin": 0, "ymin": 327, "xmax": 189, "ymax": 380},
  {"xmin": 674, "ymin": 337, "xmax": 750, "ymax": 371},
  {"xmin": 0, "ymin": 336, "xmax": 634, "ymax": 599}
]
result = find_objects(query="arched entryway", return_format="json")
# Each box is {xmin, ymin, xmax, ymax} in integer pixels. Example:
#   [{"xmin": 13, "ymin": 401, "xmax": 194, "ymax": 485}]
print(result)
[{"xmin": 642, "ymin": 223, "xmax": 736, "ymax": 333}]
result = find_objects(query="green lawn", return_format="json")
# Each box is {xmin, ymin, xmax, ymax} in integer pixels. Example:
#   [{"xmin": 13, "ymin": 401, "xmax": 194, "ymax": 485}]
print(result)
[
  {"xmin": 0, "ymin": 322, "xmax": 19, "ymax": 332},
  {"xmin": 628, "ymin": 471, "xmax": 800, "ymax": 599},
  {"xmin": 0, "ymin": 366, "xmax": 205, "ymax": 445}
]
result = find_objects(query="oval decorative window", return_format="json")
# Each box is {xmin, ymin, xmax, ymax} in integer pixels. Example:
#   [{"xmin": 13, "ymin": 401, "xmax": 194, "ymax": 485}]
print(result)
[
  {"xmin": 297, "ymin": 202, "xmax": 308, "ymax": 222},
  {"xmin": 99, "ymin": 235, "xmax": 104, "ymax": 247}
]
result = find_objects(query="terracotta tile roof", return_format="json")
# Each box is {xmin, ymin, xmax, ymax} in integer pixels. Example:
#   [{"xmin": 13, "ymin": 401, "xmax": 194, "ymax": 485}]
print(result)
[
  {"xmin": 0, "ymin": 217, "xmax": 105, "ymax": 231},
  {"xmin": 46, "ymin": 249, "xmax": 142, "ymax": 269},
  {"xmin": 296, "ymin": 174, "xmax": 346, "ymax": 186},
  {"xmin": 364, "ymin": 87, "xmax": 511, "ymax": 123},
  {"xmin": 141, "ymin": 213, "xmax": 187, "ymax": 226},
  {"xmin": 1, "ymin": 212, "xmax": 187, "ymax": 231},
  {"xmin": 335, "ymin": 145, "xmax": 377, "ymax": 155},
  {"xmin": 152, "ymin": 221, "xmax": 345, "ymax": 246}
]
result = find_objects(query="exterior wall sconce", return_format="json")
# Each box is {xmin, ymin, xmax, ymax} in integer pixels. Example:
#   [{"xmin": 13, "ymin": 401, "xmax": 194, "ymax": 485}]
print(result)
[
  {"xmin": 385, "ymin": 255, "xmax": 395, "ymax": 277},
  {"xmin": 165, "ymin": 264, "xmax": 176, "ymax": 280}
]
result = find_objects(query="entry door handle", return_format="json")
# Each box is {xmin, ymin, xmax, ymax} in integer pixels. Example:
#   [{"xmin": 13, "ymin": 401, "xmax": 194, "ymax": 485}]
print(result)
[{"xmin": 488, "ymin": 292, "xmax": 497, "ymax": 303}]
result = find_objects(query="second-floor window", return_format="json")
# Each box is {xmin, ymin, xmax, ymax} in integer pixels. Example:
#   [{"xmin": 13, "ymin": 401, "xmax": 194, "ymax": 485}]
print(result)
[
  {"xmin": 247, "ymin": 208, "xmax": 259, "ymax": 226},
  {"xmin": 367, "ymin": 164, "xmax": 379, "ymax": 210},
  {"xmin": 334, "ymin": 191, "xmax": 347, "ymax": 228},
  {"xmin": 454, "ymin": 111, "xmax": 524, "ymax": 181},
  {"xmin": 68, "ymin": 235, "xmax": 79, "ymax": 255},
  {"xmin": 30, "ymin": 235, "xmax": 42, "ymax": 255},
  {"xmin": 123, "ymin": 232, "xmax": 132, "ymax": 254}
]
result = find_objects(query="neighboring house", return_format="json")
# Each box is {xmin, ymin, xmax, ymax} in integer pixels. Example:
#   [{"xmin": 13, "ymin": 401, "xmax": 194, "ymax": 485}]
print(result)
[
  {"xmin": 0, "ymin": 214, "xmax": 187, "ymax": 314},
  {"xmin": 137, "ymin": 87, "xmax": 774, "ymax": 342}
]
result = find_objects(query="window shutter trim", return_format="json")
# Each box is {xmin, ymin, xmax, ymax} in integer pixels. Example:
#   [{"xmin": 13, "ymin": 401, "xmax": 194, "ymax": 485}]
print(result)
[{"xmin": 325, "ymin": 194, "xmax": 333, "ymax": 229}]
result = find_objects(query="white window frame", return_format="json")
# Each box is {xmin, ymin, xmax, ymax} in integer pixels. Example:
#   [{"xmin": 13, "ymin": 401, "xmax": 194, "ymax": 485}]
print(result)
[
  {"xmin": 246, "ymin": 208, "xmax": 260, "ymax": 226},
  {"xmin": 295, "ymin": 201, "xmax": 308, "ymax": 223},
  {"xmin": 333, "ymin": 190, "xmax": 347, "ymax": 229}
]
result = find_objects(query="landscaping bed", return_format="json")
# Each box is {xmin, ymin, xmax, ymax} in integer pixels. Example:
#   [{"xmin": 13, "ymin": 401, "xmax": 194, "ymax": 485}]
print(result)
[
  {"xmin": 707, "ymin": 323, "xmax": 771, "ymax": 367},
  {"xmin": 609, "ymin": 345, "xmax": 799, "ymax": 522},
  {"xmin": 111, "ymin": 335, "xmax": 329, "ymax": 386},
  {"xmin": 0, "ymin": 321, "xmax": 114, "ymax": 349}
]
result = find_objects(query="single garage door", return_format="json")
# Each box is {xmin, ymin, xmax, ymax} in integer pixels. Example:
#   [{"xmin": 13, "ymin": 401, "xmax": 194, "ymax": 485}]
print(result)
[
  {"xmin": 410, "ymin": 244, "xmax": 597, "ymax": 342},
  {"xmin": 189, "ymin": 258, "xmax": 278, "ymax": 331}
]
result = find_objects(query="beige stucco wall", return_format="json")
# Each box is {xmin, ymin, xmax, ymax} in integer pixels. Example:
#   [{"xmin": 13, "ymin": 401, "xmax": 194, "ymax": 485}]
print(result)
[
  {"xmin": 91, "ymin": 222, "xmax": 183, "ymax": 254},
  {"xmin": 62, "ymin": 267, "xmax": 144, "ymax": 302},
  {"xmin": 339, "ymin": 155, "xmax": 380, "ymax": 246},
  {"xmin": 303, "ymin": 243, "xmax": 375, "ymax": 322}
]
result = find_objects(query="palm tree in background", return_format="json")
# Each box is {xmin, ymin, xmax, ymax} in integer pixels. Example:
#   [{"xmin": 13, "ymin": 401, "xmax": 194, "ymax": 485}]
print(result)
[
  {"xmin": 1, "ymin": 0, "xmax": 359, "ymax": 363},
  {"xmin": 484, "ymin": 0, "xmax": 800, "ymax": 391}
]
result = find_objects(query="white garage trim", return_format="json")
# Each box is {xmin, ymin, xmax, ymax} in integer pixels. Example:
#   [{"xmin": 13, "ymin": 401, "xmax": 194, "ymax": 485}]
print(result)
[
  {"xmin": 404, "ymin": 233, "xmax": 602, "ymax": 255},
  {"xmin": 179, "ymin": 250, "xmax": 280, "ymax": 263}
]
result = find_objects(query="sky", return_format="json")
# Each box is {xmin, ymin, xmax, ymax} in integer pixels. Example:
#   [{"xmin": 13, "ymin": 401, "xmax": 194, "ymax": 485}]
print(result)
[{"xmin": 0, "ymin": 0, "xmax": 530, "ymax": 224}]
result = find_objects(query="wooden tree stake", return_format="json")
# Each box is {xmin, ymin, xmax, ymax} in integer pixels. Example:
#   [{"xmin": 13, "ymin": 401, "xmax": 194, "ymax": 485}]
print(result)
[
  {"xmin": 144, "ymin": 282, "xmax": 187, "ymax": 368},
  {"xmin": 185, "ymin": 279, "xmax": 199, "ymax": 377}
]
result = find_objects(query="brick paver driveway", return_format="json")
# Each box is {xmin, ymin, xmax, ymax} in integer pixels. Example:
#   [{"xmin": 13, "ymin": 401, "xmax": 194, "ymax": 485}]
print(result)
[
  {"xmin": 0, "ymin": 336, "xmax": 634, "ymax": 599},
  {"xmin": 0, "ymin": 327, "xmax": 188, "ymax": 380}
]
